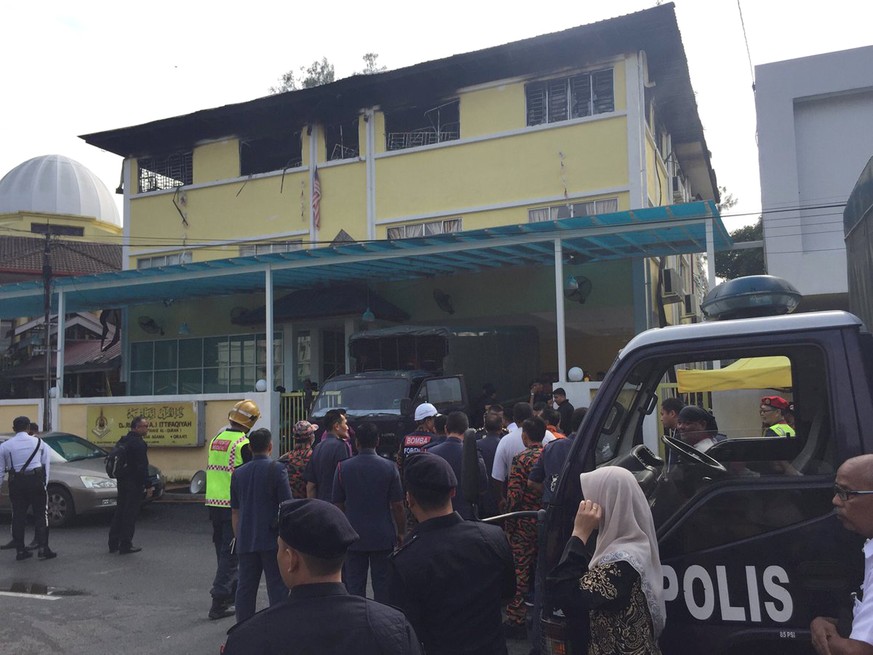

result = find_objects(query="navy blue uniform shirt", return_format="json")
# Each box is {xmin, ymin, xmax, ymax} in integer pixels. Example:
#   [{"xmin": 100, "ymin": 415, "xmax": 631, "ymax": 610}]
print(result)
[
  {"xmin": 388, "ymin": 512, "xmax": 515, "ymax": 655},
  {"xmin": 303, "ymin": 435, "xmax": 351, "ymax": 501},
  {"xmin": 332, "ymin": 449, "xmax": 403, "ymax": 551},
  {"xmin": 223, "ymin": 582, "xmax": 422, "ymax": 655},
  {"xmin": 231, "ymin": 455, "xmax": 293, "ymax": 553},
  {"xmin": 426, "ymin": 437, "xmax": 488, "ymax": 521}
]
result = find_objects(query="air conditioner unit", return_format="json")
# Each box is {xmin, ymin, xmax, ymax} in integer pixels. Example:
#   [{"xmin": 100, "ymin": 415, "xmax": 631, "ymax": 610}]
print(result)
[
  {"xmin": 682, "ymin": 293, "xmax": 701, "ymax": 321},
  {"xmin": 662, "ymin": 268, "xmax": 685, "ymax": 303}
]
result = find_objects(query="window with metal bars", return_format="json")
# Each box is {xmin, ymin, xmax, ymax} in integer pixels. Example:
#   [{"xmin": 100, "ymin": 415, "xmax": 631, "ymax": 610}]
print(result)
[
  {"xmin": 136, "ymin": 251, "xmax": 193, "ymax": 269},
  {"xmin": 526, "ymin": 69, "xmax": 614, "ymax": 126},
  {"xmin": 138, "ymin": 152, "xmax": 193, "ymax": 193},
  {"xmin": 386, "ymin": 218, "xmax": 462, "ymax": 239},
  {"xmin": 324, "ymin": 119, "xmax": 360, "ymax": 161},
  {"xmin": 385, "ymin": 100, "xmax": 460, "ymax": 151},
  {"xmin": 239, "ymin": 240, "xmax": 303, "ymax": 257},
  {"xmin": 528, "ymin": 198, "xmax": 619, "ymax": 223}
]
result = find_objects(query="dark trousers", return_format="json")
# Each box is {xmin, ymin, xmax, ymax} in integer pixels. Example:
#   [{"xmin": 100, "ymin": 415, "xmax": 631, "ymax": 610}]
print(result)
[
  {"xmin": 235, "ymin": 549, "xmax": 288, "ymax": 623},
  {"xmin": 210, "ymin": 509, "xmax": 238, "ymax": 602},
  {"xmin": 344, "ymin": 549, "xmax": 391, "ymax": 603},
  {"xmin": 10, "ymin": 471, "xmax": 48, "ymax": 551},
  {"xmin": 108, "ymin": 477, "xmax": 143, "ymax": 549}
]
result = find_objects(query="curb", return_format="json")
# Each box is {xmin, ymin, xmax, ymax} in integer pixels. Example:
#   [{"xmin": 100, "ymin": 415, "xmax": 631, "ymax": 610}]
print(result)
[{"xmin": 156, "ymin": 488, "xmax": 206, "ymax": 504}]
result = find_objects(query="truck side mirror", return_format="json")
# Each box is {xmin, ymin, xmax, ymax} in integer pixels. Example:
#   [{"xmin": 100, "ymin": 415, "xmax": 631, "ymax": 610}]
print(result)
[{"xmin": 400, "ymin": 398, "xmax": 412, "ymax": 415}]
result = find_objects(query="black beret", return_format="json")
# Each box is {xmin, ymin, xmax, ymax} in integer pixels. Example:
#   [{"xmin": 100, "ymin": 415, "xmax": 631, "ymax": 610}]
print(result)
[
  {"xmin": 277, "ymin": 499, "xmax": 358, "ymax": 558},
  {"xmin": 678, "ymin": 405, "xmax": 718, "ymax": 431},
  {"xmin": 404, "ymin": 452, "xmax": 457, "ymax": 491}
]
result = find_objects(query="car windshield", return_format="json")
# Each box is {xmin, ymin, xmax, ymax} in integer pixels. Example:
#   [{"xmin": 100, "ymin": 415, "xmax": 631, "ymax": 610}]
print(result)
[
  {"xmin": 310, "ymin": 378, "xmax": 410, "ymax": 417},
  {"xmin": 43, "ymin": 434, "xmax": 107, "ymax": 462}
]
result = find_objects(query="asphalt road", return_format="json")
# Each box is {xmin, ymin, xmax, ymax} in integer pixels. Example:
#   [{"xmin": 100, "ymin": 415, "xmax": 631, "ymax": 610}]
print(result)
[{"xmin": 0, "ymin": 499, "xmax": 532, "ymax": 655}]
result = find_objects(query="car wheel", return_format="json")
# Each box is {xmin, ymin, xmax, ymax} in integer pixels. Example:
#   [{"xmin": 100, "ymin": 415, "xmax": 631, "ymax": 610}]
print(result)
[{"xmin": 46, "ymin": 486, "xmax": 75, "ymax": 528}]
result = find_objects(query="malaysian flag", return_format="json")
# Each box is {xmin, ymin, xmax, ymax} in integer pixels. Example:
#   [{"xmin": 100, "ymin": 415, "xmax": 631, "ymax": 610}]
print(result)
[{"xmin": 312, "ymin": 168, "xmax": 321, "ymax": 230}]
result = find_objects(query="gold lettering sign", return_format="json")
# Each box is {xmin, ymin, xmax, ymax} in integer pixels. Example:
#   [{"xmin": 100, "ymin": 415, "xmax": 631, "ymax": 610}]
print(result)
[{"xmin": 86, "ymin": 403, "xmax": 198, "ymax": 447}]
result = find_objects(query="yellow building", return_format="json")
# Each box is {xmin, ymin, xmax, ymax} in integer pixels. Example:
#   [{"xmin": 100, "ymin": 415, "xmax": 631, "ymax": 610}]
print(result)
[{"xmin": 73, "ymin": 5, "xmax": 719, "ymax": 399}]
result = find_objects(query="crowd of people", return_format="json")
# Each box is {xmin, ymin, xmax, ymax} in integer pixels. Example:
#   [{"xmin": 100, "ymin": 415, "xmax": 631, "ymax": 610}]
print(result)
[
  {"xmin": 204, "ymin": 390, "xmax": 664, "ymax": 655},
  {"xmin": 10, "ymin": 381, "xmax": 873, "ymax": 655}
]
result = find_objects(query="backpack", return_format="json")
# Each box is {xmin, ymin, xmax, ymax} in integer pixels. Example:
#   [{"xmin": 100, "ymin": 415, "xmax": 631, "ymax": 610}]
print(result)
[{"xmin": 105, "ymin": 438, "xmax": 129, "ymax": 479}]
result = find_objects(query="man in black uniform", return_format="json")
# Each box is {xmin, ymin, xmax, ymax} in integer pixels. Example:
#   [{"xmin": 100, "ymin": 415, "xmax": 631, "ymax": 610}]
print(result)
[
  {"xmin": 0, "ymin": 416, "xmax": 56, "ymax": 561},
  {"xmin": 387, "ymin": 453, "xmax": 516, "ymax": 655},
  {"xmin": 223, "ymin": 498, "xmax": 421, "ymax": 654},
  {"xmin": 108, "ymin": 416, "xmax": 153, "ymax": 554}
]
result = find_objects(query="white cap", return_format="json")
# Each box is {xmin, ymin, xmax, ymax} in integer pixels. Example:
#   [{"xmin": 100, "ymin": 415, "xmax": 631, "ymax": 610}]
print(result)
[{"xmin": 414, "ymin": 403, "xmax": 438, "ymax": 422}]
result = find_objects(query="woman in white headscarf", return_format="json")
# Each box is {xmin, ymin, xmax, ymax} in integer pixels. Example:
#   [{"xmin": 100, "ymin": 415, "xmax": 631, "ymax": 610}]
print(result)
[{"xmin": 546, "ymin": 466, "xmax": 665, "ymax": 655}]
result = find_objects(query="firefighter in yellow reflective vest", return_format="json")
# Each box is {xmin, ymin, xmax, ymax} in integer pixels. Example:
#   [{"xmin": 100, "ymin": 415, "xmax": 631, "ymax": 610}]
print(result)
[
  {"xmin": 760, "ymin": 396, "xmax": 797, "ymax": 438},
  {"xmin": 206, "ymin": 399, "xmax": 258, "ymax": 620}
]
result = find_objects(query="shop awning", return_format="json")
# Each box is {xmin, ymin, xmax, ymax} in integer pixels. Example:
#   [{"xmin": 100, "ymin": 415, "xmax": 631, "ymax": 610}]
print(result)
[{"xmin": 677, "ymin": 356, "xmax": 792, "ymax": 393}]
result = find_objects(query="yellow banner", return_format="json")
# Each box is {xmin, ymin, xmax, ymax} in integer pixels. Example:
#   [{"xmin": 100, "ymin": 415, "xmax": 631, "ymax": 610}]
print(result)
[{"xmin": 86, "ymin": 402, "xmax": 198, "ymax": 447}]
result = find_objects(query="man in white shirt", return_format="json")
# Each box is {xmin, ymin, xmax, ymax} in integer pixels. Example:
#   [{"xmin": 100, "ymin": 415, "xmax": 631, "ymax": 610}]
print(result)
[
  {"xmin": 490, "ymin": 403, "xmax": 555, "ymax": 511},
  {"xmin": 811, "ymin": 454, "xmax": 873, "ymax": 655},
  {"xmin": 0, "ymin": 416, "xmax": 56, "ymax": 561}
]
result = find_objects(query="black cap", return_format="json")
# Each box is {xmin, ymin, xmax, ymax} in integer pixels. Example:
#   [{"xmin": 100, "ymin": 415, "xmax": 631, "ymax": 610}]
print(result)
[
  {"xmin": 404, "ymin": 452, "xmax": 457, "ymax": 491},
  {"xmin": 277, "ymin": 499, "xmax": 358, "ymax": 558},
  {"xmin": 678, "ymin": 405, "xmax": 718, "ymax": 431}
]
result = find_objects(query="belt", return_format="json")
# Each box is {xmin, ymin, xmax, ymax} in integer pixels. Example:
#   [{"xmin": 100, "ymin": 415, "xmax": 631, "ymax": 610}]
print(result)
[{"xmin": 14, "ymin": 467, "xmax": 44, "ymax": 477}]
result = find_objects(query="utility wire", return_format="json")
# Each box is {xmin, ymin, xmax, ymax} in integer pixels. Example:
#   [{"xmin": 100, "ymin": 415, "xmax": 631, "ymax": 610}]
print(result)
[{"xmin": 736, "ymin": 0, "xmax": 756, "ymax": 91}]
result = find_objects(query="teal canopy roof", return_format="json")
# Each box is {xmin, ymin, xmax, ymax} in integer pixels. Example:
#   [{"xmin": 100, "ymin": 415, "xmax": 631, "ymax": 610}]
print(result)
[{"xmin": 0, "ymin": 201, "xmax": 728, "ymax": 318}]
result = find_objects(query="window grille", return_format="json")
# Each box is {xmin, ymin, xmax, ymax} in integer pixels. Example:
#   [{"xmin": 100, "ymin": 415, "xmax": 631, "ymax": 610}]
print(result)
[
  {"xmin": 138, "ymin": 152, "xmax": 193, "ymax": 193},
  {"xmin": 136, "ymin": 251, "xmax": 192, "ymax": 269},
  {"xmin": 325, "ymin": 120, "xmax": 360, "ymax": 161},
  {"xmin": 526, "ymin": 69, "xmax": 614, "ymax": 127},
  {"xmin": 239, "ymin": 240, "xmax": 303, "ymax": 257},
  {"xmin": 528, "ymin": 198, "xmax": 619, "ymax": 223},
  {"xmin": 387, "ymin": 218, "xmax": 462, "ymax": 239}
]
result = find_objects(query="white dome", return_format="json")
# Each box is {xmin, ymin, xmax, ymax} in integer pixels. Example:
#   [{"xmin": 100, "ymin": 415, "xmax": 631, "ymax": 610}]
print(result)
[{"xmin": 0, "ymin": 154, "xmax": 120, "ymax": 226}]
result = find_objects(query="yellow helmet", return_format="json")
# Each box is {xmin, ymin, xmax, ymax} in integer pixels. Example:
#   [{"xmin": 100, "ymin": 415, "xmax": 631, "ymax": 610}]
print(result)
[{"xmin": 228, "ymin": 399, "xmax": 260, "ymax": 431}]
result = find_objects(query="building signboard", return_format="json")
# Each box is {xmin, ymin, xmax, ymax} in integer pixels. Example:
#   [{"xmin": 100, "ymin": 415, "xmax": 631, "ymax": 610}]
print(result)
[{"xmin": 86, "ymin": 402, "xmax": 202, "ymax": 447}]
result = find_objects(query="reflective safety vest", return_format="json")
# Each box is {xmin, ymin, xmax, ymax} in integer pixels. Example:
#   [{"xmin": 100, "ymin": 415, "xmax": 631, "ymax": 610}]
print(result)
[
  {"xmin": 766, "ymin": 422, "xmax": 796, "ymax": 438},
  {"xmin": 205, "ymin": 429, "xmax": 249, "ymax": 508}
]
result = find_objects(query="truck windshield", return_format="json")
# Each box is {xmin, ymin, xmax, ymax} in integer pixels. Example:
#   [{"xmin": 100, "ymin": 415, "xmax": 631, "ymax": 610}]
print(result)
[{"xmin": 310, "ymin": 378, "xmax": 409, "ymax": 417}]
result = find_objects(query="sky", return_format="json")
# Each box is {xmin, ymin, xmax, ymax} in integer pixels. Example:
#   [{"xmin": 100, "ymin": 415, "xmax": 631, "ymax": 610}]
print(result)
[{"xmin": 2, "ymin": 0, "xmax": 872, "ymax": 234}]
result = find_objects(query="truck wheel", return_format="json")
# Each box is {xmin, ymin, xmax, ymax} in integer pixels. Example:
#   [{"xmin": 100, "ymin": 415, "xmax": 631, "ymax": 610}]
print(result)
[{"xmin": 46, "ymin": 486, "xmax": 75, "ymax": 528}]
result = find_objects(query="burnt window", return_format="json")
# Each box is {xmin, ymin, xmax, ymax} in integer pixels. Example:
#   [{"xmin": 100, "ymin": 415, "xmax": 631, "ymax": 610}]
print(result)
[
  {"xmin": 324, "ymin": 119, "xmax": 360, "ymax": 161},
  {"xmin": 385, "ymin": 100, "xmax": 459, "ymax": 151},
  {"xmin": 240, "ymin": 132, "xmax": 302, "ymax": 176},
  {"xmin": 30, "ymin": 224, "xmax": 84, "ymax": 237},
  {"xmin": 526, "ymin": 69, "xmax": 614, "ymax": 126},
  {"xmin": 138, "ymin": 152, "xmax": 193, "ymax": 193}
]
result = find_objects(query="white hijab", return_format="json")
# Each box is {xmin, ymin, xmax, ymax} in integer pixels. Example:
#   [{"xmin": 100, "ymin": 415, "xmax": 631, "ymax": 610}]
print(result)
[{"xmin": 580, "ymin": 467, "xmax": 666, "ymax": 637}]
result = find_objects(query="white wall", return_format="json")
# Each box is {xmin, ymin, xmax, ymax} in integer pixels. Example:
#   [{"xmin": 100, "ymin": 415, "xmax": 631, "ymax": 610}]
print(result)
[{"xmin": 756, "ymin": 46, "xmax": 873, "ymax": 298}]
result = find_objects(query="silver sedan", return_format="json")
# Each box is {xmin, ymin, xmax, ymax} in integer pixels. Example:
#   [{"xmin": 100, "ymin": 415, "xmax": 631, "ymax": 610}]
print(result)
[{"xmin": 0, "ymin": 432, "xmax": 164, "ymax": 527}]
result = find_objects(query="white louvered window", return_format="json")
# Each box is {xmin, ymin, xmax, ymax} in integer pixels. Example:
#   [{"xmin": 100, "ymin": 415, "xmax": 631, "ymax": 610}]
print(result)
[{"xmin": 526, "ymin": 69, "xmax": 614, "ymax": 126}]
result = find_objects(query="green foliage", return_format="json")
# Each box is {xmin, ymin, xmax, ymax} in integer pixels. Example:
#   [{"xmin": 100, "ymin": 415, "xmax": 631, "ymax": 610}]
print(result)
[
  {"xmin": 270, "ymin": 57, "xmax": 336, "ymax": 94},
  {"xmin": 270, "ymin": 53, "xmax": 386, "ymax": 94},
  {"xmin": 716, "ymin": 217, "xmax": 766, "ymax": 279},
  {"xmin": 359, "ymin": 53, "xmax": 386, "ymax": 75},
  {"xmin": 717, "ymin": 185, "xmax": 738, "ymax": 213}
]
